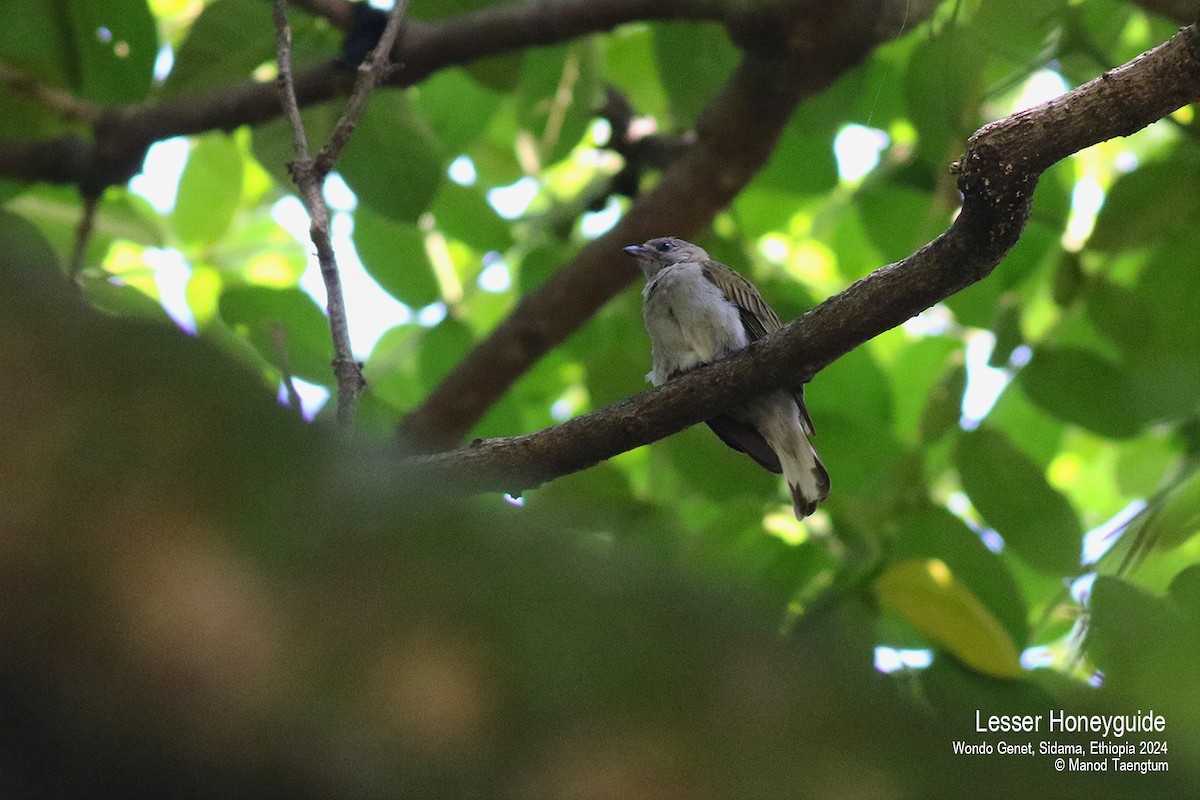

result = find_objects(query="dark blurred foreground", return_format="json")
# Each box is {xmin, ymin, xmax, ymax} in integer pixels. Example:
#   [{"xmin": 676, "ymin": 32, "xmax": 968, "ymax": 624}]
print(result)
[{"xmin": 1, "ymin": 230, "xmax": 1195, "ymax": 799}]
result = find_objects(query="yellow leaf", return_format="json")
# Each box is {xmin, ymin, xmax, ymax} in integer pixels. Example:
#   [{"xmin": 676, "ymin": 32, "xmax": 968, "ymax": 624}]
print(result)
[{"xmin": 875, "ymin": 558, "xmax": 1022, "ymax": 679}]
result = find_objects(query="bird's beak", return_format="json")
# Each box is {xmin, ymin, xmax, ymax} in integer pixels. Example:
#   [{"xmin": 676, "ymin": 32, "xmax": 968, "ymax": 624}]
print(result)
[{"xmin": 623, "ymin": 244, "xmax": 650, "ymax": 258}]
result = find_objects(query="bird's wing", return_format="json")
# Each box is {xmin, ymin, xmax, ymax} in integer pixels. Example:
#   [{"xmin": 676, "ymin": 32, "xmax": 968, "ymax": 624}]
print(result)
[
  {"xmin": 705, "ymin": 415, "xmax": 783, "ymax": 473},
  {"xmin": 700, "ymin": 260, "xmax": 782, "ymax": 342},
  {"xmin": 702, "ymin": 259, "xmax": 817, "ymax": 435}
]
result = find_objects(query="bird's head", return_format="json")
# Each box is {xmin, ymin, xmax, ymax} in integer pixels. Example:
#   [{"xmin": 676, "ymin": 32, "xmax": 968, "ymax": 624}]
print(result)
[{"xmin": 623, "ymin": 236, "xmax": 709, "ymax": 279}]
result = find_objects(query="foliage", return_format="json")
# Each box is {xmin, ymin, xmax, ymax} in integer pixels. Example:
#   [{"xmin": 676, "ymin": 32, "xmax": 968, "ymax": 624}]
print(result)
[{"xmin": 2, "ymin": 0, "xmax": 1200, "ymax": 790}]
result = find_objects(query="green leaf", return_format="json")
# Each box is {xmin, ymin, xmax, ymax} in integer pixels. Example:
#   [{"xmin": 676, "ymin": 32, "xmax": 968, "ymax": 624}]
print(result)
[
  {"xmin": 162, "ymin": 0, "xmax": 334, "ymax": 98},
  {"xmin": 66, "ymin": 0, "xmax": 158, "ymax": 104},
  {"xmin": 1088, "ymin": 156, "xmax": 1200, "ymax": 252},
  {"xmin": 219, "ymin": 285, "xmax": 334, "ymax": 385},
  {"xmin": 418, "ymin": 317, "xmax": 474, "ymax": 390},
  {"xmin": 1017, "ymin": 346, "xmax": 1142, "ymax": 438},
  {"xmin": 339, "ymin": 93, "xmax": 446, "ymax": 223},
  {"xmin": 875, "ymin": 558, "xmax": 1023, "ymax": 679},
  {"xmin": 1134, "ymin": 468, "xmax": 1200, "ymax": 556},
  {"xmin": 1087, "ymin": 577, "xmax": 1200, "ymax": 711},
  {"xmin": 514, "ymin": 41, "xmax": 602, "ymax": 166},
  {"xmin": 602, "ymin": 25, "xmax": 667, "ymax": 121},
  {"xmin": 173, "ymin": 133, "xmax": 245, "ymax": 247},
  {"xmin": 652, "ymin": 21, "xmax": 737, "ymax": 126},
  {"xmin": 0, "ymin": 208, "xmax": 63, "ymax": 310},
  {"xmin": 855, "ymin": 184, "xmax": 937, "ymax": 263},
  {"xmin": 955, "ymin": 427, "xmax": 1082, "ymax": 575},
  {"xmin": 429, "ymin": 182, "xmax": 512, "ymax": 252},
  {"xmin": 362, "ymin": 323, "xmax": 424, "ymax": 412},
  {"xmin": 888, "ymin": 336, "xmax": 960, "ymax": 444},
  {"xmin": 904, "ymin": 31, "xmax": 983, "ymax": 166},
  {"xmin": 352, "ymin": 204, "xmax": 439, "ymax": 307},
  {"xmin": 252, "ymin": 100, "xmax": 341, "ymax": 190},
  {"xmin": 413, "ymin": 68, "xmax": 504, "ymax": 154},
  {"xmin": 80, "ymin": 274, "xmax": 171, "ymax": 324}
]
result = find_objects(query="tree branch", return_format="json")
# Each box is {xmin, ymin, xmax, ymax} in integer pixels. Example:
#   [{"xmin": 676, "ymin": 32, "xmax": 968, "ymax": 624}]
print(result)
[
  {"xmin": 400, "ymin": 22, "xmax": 1200, "ymax": 496},
  {"xmin": 272, "ymin": 0, "xmax": 410, "ymax": 430},
  {"xmin": 0, "ymin": 0, "xmax": 744, "ymax": 191},
  {"xmin": 397, "ymin": 0, "xmax": 938, "ymax": 451}
]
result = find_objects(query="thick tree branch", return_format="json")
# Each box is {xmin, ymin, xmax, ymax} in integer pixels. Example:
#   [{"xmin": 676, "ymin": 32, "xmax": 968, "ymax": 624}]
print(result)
[
  {"xmin": 401, "ymin": 22, "xmax": 1200, "ymax": 496},
  {"xmin": 0, "ymin": 0, "xmax": 743, "ymax": 191},
  {"xmin": 397, "ymin": 0, "xmax": 935, "ymax": 451}
]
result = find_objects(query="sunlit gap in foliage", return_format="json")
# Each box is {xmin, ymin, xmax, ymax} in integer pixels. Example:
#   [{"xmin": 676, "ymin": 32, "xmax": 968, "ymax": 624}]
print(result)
[
  {"xmin": 1062, "ymin": 177, "xmax": 1105, "ymax": 251},
  {"xmin": 276, "ymin": 378, "xmax": 329, "ymax": 421},
  {"xmin": 152, "ymin": 43, "xmax": 174, "ymax": 82},
  {"xmin": 874, "ymin": 647, "xmax": 933, "ymax": 674},
  {"xmin": 488, "ymin": 177, "xmax": 540, "ymax": 220},
  {"xmin": 959, "ymin": 331, "xmax": 1014, "ymax": 429},
  {"xmin": 478, "ymin": 253, "xmax": 512, "ymax": 293},
  {"xmin": 146, "ymin": 247, "xmax": 195, "ymax": 334},
  {"xmin": 833, "ymin": 124, "xmax": 889, "ymax": 185},
  {"xmin": 129, "ymin": 137, "xmax": 189, "ymax": 212},
  {"xmin": 1084, "ymin": 499, "xmax": 1148, "ymax": 565},
  {"xmin": 272, "ymin": 195, "xmax": 412, "ymax": 359},
  {"xmin": 581, "ymin": 197, "xmax": 622, "ymax": 238},
  {"xmin": 448, "ymin": 155, "xmax": 477, "ymax": 185},
  {"xmin": 946, "ymin": 492, "xmax": 1005, "ymax": 554}
]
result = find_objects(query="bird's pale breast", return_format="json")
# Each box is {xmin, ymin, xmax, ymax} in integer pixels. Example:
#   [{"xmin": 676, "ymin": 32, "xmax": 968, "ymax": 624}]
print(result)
[{"xmin": 642, "ymin": 263, "xmax": 748, "ymax": 386}]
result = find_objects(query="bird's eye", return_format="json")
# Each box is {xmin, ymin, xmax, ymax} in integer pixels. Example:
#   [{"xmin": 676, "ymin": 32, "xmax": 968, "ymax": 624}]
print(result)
[{"xmin": 655, "ymin": 241, "xmax": 674, "ymax": 252}]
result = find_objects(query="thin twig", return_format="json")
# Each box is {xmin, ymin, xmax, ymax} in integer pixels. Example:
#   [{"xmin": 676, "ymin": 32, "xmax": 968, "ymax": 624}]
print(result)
[
  {"xmin": 269, "ymin": 322, "xmax": 306, "ymax": 415},
  {"xmin": 69, "ymin": 194, "xmax": 100, "ymax": 280},
  {"xmin": 397, "ymin": 21, "xmax": 1200, "ymax": 495},
  {"xmin": 272, "ymin": 0, "xmax": 408, "ymax": 432}
]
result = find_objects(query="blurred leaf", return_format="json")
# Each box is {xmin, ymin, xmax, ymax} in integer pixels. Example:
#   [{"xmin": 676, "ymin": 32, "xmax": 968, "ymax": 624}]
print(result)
[
  {"xmin": 856, "ymin": 183, "xmax": 938, "ymax": 263},
  {"xmin": 602, "ymin": 25, "xmax": 667, "ymax": 120},
  {"xmin": 905, "ymin": 31, "xmax": 983, "ymax": 166},
  {"xmin": 362, "ymin": 322, "xmax": 424, "ymax": 412},
  {"xmin": 1133, "ymin": 468, "xmax": 1200, "ymax": 557},
  {"xmin": 163, "ymin": 0, "xmax": 334, "ymax": 98},
  {"xmin": 1017, "ymin": 346, "xmax": 1142, "ymax": 438},
  {"xmin": 955, "ymin": 427, "xmax": 1082, "ymax": 575},
  {"xmin": 918, "ymin": 356, "xmax": 967, "ymax": 446},
  {"xmin": 1088, "ymin": 156, "xmax": 1200, "ymax": 252},
  {"xmin": 219, "ymin": 285, "xmax": 333, "ymax": 385},
  {"xmin": 418, "ymin": 316, "xmax": 474, "ymax": 390},
  {"xmin": 514, "ymin": 41, "xmax": 602, "ymax": 166},
  {"xmin": 252, "ymin": 99, "xmax": 341, "ymax": 190},
  {"xmin": 893, "ymin": 505, "xmax": 1029, "ymax": 646},
  {"xmin": 414, "ymin": 68, "xmax": 504, "ymax": 153},
  {"xmin": 430, "ymin": 181, "xmax": 512, "ymax": 252},
  {"xmin": 888, "ymin": 335, "xmax": 960, "ymax": 444},
  {"xmin": 653, "ymin": 21, "xmax": 738, "ymax": 126},
  {"xmin": 1087, "ymin": 576, "xmax": 1200, "ymax": 726},
  {"xmin": 173, "ymin": 133, "xmax": 244, "ymax": 247},
  {"xmin": 352, "ymin": 204, "xmax": 438, "ymax": 307},
  {"xmin": 875, "ymin": 558, "xmax": 1022, "ymax": 679},
  {"xmin": 665, "ymin": 424, "xmax": 777, "ymax": 506},
  {"xmin": 67, "ymin": 0, "xmax": 157, "ymax": 104},
  {"xmin": 80, "ymin": 274, "xmax": 171, "ymax": 324},
  {"xmin": 339, "ymin": 93, "xmax": 446, "ymax": 223}
]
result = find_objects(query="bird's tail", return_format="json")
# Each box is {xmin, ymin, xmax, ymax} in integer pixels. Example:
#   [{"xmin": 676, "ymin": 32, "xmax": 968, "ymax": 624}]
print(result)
[
  {"xmin": 783, "ymin": 436, "xmax": 830, "ymax": 519},
  {"xmin": 754, "ymin": 398, "xmax": 829, "ymax": 519}
]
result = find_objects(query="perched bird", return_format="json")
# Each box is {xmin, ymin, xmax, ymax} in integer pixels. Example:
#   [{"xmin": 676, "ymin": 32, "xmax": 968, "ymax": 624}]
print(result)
[{"xmin": 623, "ymin": 236, "xmax": 829, "ymax": 518}]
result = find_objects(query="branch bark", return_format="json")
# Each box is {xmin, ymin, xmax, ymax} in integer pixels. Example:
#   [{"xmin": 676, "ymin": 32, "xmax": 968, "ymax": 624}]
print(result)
[
  {"xmin": 0, "ymin": 0, "xmax": 744, "ymax": 191},
  {"xmin": 272, "ymin": 0, "xmax": 410, "ymax": 429},
  {"xmin": 397, "ymin": 0, "xmax": 934, "ymax": 451},
  {"xmin": 400, "ymin": 22, "xmax": 1200, "ymax": 496}
]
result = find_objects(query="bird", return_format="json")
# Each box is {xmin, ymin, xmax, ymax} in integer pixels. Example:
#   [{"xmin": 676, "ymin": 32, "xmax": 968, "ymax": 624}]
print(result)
[{"xmin": 623, "ymin": 236, "xmax": 829, "ymax": 519}]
